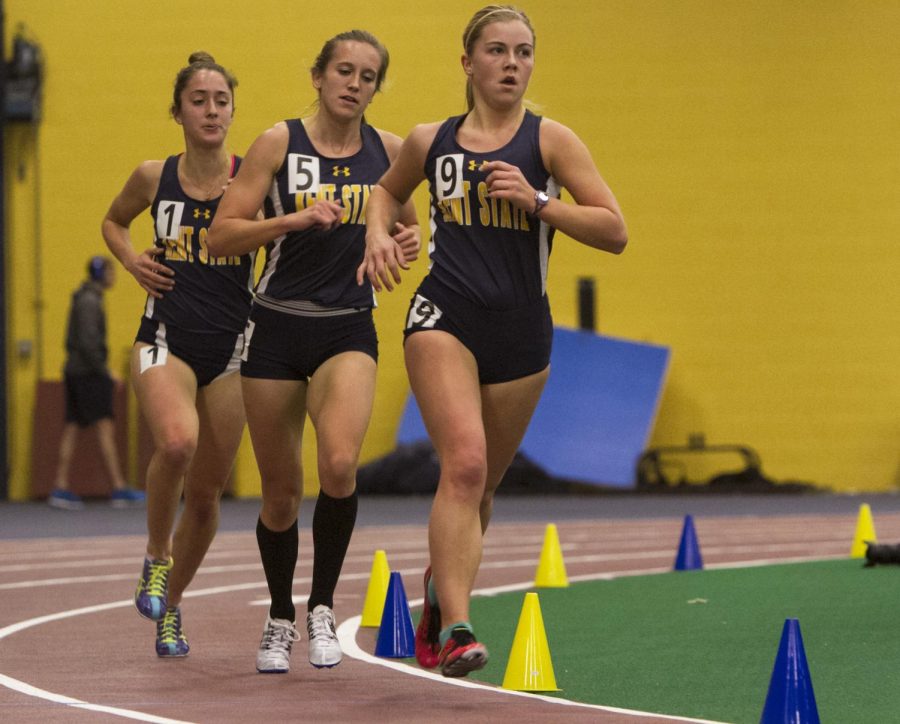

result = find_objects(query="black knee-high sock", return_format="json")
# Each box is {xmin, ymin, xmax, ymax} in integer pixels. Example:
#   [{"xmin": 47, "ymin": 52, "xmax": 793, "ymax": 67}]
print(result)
[
  {"xmin": 308, "ymin": 490, "xmax": 358, "ymax": 612},
  {"xmin": 256, "ymin": 517, "xmax": 298, "ymax": 622}
]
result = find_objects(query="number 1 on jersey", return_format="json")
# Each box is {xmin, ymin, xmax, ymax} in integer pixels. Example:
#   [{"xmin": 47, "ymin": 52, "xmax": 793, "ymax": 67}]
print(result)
[{"xmin": 156, "ymin": 201, "xmax": 185, "ymax": 241}]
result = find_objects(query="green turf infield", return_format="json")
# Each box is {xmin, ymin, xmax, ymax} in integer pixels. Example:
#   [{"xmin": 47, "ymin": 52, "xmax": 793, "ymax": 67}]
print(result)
[{"xmin": 464, "ymin": 559, "xmax": 900, "ymax": 723}]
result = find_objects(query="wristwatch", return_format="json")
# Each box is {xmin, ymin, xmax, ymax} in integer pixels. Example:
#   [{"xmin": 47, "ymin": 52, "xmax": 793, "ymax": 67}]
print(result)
[{"xmin": 533, "ymin": 190, "xmax": 550, "ymax": 216}]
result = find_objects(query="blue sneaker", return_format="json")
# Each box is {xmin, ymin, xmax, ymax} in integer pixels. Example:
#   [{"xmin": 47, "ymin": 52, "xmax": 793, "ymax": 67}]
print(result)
[
  {"xmin": 48, "ymin": 489, "xmax": 84, "ymax": 510},
  {"xmin": 156, "ymin": 606, "xmax": 189, "ymax": 657},
  {"xmin": 111, "ymin": 488, "xmax": 146, "ymax": 508},
  {"xmin": 134, "ymin": 556, "xmax": 173, "ymax": 621}
]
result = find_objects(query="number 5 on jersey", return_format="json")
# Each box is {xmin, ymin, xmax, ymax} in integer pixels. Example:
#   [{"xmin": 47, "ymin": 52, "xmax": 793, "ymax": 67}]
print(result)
[{"xmin": 288, "ymin": 154, "xmax": 320, "ymax": 194}]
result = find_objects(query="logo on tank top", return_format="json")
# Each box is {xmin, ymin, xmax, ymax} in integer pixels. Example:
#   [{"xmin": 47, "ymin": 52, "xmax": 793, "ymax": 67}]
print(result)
[
  {"xmin": 286, "ymin": 154, "xmax": 369, "ymax": 225},
  {"xmin": 434, "ymin": 154, "xmax": 532, "ymax": 232},
  {"xmin": 156, "ymin": 199, "xmax": 242, "ymax": 267}
]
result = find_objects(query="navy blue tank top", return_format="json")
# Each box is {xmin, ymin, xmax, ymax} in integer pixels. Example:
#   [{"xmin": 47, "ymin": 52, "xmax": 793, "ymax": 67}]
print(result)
[
  {"xmin": 147, "ymin": 154, "xmax": 254, "ymax": 335},
  {"xmin": 424, "ymin": 110, "xmax": 558, "ymax": 310},
  {"xmin": 257, "ymin": 119, "xmax": 390, "ymax": 308}
]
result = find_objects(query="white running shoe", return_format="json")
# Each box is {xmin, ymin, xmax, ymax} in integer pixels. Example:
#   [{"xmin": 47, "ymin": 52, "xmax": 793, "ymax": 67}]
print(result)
[
  {"xmin": 256, "ymin": 616, "xmax": 300, "ymax": 674},
  {"xmin": 306, "ymin": 605, "xmax": 342, "ymax": 668}
]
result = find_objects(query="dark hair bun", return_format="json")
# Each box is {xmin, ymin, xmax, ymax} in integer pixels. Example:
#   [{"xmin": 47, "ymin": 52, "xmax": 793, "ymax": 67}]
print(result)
[{"xmin": 189, "ymin": 51, "xmax": 215, "ymax": 65}]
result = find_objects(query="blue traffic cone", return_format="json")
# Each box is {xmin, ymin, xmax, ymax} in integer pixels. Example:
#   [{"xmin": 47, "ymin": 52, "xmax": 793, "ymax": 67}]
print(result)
[
  {"xmin": 674, "ymin": 514, "xmax": 703, "ymax": 571},
  {"xmin": 374, "ymin": 571, "xmax": 415, "ymax": 658},
  {"xmin": 761, "ymin": 618, "xmax": 820, "ymax": 723}
]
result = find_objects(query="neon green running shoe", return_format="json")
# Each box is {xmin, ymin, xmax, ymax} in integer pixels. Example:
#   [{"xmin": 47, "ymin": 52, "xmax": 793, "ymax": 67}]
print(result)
[
  {"xmin": 134, "ymin": 556, "xmax": 173, "ymax": 621},
  {"xmin": 156, "ymin": 606, "xmax": 189, "ymax": 657}
]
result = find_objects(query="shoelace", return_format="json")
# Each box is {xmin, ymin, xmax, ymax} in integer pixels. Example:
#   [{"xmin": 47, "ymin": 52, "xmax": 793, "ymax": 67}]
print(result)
[
  {"xmin": 307, "ymin": 611, "xmax": 336, "ymax": 641},
  {"xmin": 263, "ymin": 621, "xmax": 300, "ymax": 649},
  {"xmin": 158, "ymin": 611, "xmax": 181, "ymax": 643},
  {"xmin": 145, "ymin": 560, "xmax": 170, "ymax": 597}
]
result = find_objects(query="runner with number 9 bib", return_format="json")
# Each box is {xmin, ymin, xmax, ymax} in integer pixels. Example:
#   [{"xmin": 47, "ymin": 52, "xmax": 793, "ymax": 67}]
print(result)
[{"xmin": 358, "ymin": 5, "xmax": 628, "ymax": 679}]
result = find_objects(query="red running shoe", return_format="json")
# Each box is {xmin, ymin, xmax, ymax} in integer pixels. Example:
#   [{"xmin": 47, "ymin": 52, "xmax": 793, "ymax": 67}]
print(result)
[
  {"xmin": 438, "ymin": 626, "xmax": 488, "ymax": 678},
  {"xmin": 415, "ymin": 567, "xmax": 441, "ymax": 668}
]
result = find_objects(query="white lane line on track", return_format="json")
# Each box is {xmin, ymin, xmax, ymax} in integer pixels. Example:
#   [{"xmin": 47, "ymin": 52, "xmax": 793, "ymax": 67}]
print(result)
[
  {"xmin": 0, "ymin": 673, "xmax": 192, "ymax": 724},
  {"xmin": 337, "ymin": 600, "xmax": 728, "ymax": 723},
  {"xmin": 0, "ymin": 581, "xmax": 271, "ymax": 723},
  {"xmin": 0, "ymin": 564, "xmax": 268, "ymax": 590},
  {"xmin": 0, "ymin": 539, "xmax": 850, "ymax": 591},
  {"xmin": 0, "ymin": 548, "xmax": 264, "ymax": 573},
  {"xmin": 0, "ymin": 553, "xmax": 844, "ymax": 722},
  {"xmin": 0, "ymin": 547, "xmax": 432, "ymax": 577},
  {"xmin": 337, "ymin": 554, "xmax": 851, "ymax": 722},
  {"xmin": 0, "ymin": 599, "xmax": 194, "ymax": 723}
]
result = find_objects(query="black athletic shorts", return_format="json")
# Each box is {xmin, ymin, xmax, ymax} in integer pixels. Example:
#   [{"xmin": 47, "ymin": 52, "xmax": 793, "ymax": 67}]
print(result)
[
  {"xmin": 64, "ymin": 371, "xmax": 114, "ymax": 427},
  {"xmin": 240, "ymin": 302, "xmax": 378, "ymax": 381},
  {"xmin": 403, "ymin": 275, "xmax": 553, "ymax": 384},
  {"xmin": 135, "ymin": 317, "xmax": 243, "ymax": 388}
]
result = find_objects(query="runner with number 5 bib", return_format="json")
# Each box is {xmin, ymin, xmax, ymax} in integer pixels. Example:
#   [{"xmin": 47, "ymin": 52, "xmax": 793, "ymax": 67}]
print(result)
[{"xmin": 208, "ymin": 30, "xmax": 419, "ymax": 675}]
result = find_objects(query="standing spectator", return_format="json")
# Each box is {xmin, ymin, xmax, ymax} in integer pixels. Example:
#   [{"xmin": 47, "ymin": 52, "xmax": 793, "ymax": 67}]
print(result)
[{"xmin": 49, "ymin": 255, "xmax": 145, "ymax": 510}]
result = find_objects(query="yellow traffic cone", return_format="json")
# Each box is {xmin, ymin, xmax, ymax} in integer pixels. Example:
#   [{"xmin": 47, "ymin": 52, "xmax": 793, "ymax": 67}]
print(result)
[
  {"xmin": 850, "ymin": 504, "xmax": 877, "ymax": 558},
  {"xmin": 502, "ymin": 592, "xmax": 560, "ymax": 692},
  {"xmin": 534, "ymin": 523, "xmax": 569, "ymax": 587},
  {"xmin": 360, "ymin": 549, "xmax": 391, "ymax": 627}
]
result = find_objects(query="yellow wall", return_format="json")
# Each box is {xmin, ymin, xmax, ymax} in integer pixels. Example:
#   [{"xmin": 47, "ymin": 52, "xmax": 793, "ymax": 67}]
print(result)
[{"xmin": 4, "ymin": 1, "xmax": 898, "ymax": 499}]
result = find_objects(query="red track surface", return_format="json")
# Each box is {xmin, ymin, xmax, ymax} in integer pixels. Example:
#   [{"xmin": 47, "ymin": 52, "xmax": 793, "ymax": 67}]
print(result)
[{"xmin": 3, "ymin": 511, "xmax": 898, "ymax": 723}]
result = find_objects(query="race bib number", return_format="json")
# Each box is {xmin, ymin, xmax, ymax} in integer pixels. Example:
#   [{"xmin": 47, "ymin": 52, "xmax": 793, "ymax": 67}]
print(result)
[
  {"xmin": 156, "ymin": 201, "xmax": 185, "ymax": 241},
  {"xmin": 139, "ymin": 345, "xmax": 168, "ymax": 374},
  {"xmin": 434, "ymin": 154, "xmax": 465, "ymax": 200},
  {"xmin": 406, "ymin": 294, "xmax": 443, "ymax": 330},
  {"xmin": 287, "ymin": 154, "xmax": 320, "ymax": 194}
]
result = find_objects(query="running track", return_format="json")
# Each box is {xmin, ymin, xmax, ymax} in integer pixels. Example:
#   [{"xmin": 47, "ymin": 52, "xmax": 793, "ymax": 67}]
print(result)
[{"xmin": 2, "ymin": 494, "xmax": 898, "ymax": 723}]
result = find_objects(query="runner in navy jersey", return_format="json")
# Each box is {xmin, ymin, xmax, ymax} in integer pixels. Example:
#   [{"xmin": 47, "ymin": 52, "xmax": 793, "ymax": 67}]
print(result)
[
  {"xmin": 208, "ymin": 30, "xmax": 419, "ymax": 674},
  {"xmin": 359, "ymin": 5, "xmax": 628, "ymax": 678},
  {"xmin": 102, "ymin": 52, "xmax": 254, "ymax": 659}
]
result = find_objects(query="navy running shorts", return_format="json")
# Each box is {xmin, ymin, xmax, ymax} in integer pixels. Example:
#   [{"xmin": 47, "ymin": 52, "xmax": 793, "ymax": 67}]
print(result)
[
  {"xmin": 240, "ymin": 302, "xmax": 378, "ymax": 381},
  {"xmin": 135, "ymin": 316, "xmax": 243, "ymax": 388},
  {"xmin": 403, "ymin": 275, "xmax": 552, "ymax": 384}
]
